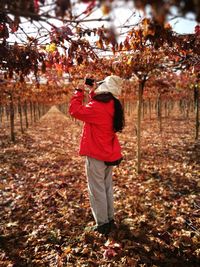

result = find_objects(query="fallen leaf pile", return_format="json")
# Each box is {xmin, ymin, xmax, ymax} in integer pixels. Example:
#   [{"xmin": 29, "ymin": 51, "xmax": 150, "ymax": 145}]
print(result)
[{"xmin": 0, "ymin": 106, "xmax": 199, "ymax": 267}]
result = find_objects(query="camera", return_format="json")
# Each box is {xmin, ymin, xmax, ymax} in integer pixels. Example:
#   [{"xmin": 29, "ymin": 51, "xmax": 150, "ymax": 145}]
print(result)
[{"xmin": 85, "ymin": 78, "xmax": 95, "ymax": 86}]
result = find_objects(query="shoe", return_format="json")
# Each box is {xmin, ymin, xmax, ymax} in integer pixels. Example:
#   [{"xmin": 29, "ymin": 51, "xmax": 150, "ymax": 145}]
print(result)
[
  {"xmin": 85, "ymin": 223, "xmax": 110, "ymax": 235},
  {"xmin": 96, "ymin": 223, "xmax": 111, "ymax": 235},
  {"xmin": 109, "ymin": 219, "xmax": 117, "ymax": 230},
  {"xmin": 85, "ymin": 221, "xmax": 116, "ymax": 235}
]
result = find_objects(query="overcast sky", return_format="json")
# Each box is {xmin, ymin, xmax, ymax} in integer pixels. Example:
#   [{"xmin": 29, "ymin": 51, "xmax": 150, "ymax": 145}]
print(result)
[{"xmin": 7, "ymin": 3, "xmax": 197, "ymax": 45}]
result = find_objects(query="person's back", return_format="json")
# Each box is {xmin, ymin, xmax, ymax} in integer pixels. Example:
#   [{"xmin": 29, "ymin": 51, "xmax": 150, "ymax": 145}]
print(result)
[
  {"xmin": 69, "ymin": 92, "xmax": 122, "ymax": 162},
  {"xmin": 69, "ymin": 75, "xmax": 124, "ymax": 235}
]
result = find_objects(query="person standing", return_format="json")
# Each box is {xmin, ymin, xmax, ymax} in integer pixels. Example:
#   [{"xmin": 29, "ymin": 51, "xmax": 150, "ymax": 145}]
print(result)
[{"xmin": 69, "ymin": 75, "xmax": 124, "ymax": 235}]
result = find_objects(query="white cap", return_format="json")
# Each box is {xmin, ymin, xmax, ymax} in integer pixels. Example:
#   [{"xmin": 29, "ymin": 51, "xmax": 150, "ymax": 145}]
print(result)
[{"xmin": 95, "ymin": 75, "xmax": 123, "ymax": 97}]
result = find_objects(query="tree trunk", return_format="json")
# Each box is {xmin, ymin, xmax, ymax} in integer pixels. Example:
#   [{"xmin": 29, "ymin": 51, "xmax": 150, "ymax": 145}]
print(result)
[
  {"xmin": 37, "ymin": 103, "xmax": 41, "ymax": 119},
  {"xmin": 24, "ymin": 100, "xmax": 29, "ymax": 128},
  {"xmin": 0, "ymin": 105, "xmax": 2, "ymax": 126},
  {"xmin": 33, "ymin": 102, "xmax": 37, "ymax": 122},
  {"xmin": 42, "ymin": 104, "xmax": 45, "ymax": 116},
  {"xmin": 157, "ymin": 94, "xmax": 162, "ymax": 133},
  {"xmin": 9, "ymin": 93, "xmax": 15, "ymax": 142},
  {"xmin": 164, "ymin": 101, "xmax": 168, "ymax": 118},
  {"xmin": 186, "ymin": 101, "xmax": 190, "ymax": 119},
  {"xmin": 148, "ymin": 98, "xmax": 151, "ymax": 119},
  {"xmin": 136, "ymin": 80, "xmax": 145, "ymax": 174},
  {"xmin": 194, "ymin": 85, "xmax": 199, "ymax": 140},
  {"xmin": 30, "ymin": 101, "xmax": 33, "ymax": 124},
  {"xmin": 18, "ymin": 98, "xmax": 24, "ymax": 134},
  {"xmin": 6, "ymin": 104, "xmax": 9, "ymax": 122},
  {"xmin": 142, "ymin": 101, "xmax": 145, "ymax": 119}
]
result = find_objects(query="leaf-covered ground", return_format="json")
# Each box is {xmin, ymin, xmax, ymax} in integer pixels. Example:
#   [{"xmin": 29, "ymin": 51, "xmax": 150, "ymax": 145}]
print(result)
[{"xmin": 0, "ymin": 106, "xmax": 200, "ymax": 267}]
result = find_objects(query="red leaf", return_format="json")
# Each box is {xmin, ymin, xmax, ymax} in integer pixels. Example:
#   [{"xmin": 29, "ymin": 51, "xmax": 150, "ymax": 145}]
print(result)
[
  {"xmin": 103, "ymin": 248, "xmax": 117, "ymax": 259},
  {"xmin": 195, "ymin": 25, "xmax": 200, "ymax": 35}
]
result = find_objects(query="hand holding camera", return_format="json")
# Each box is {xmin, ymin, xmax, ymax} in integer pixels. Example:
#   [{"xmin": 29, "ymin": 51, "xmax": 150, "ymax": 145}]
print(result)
[
  {"xmin": 84, "ymin": 78, "xmax": 96, "ymax": 92},
  {"xmin": 85, "ymin": 78, "xmax": 95, "ymax": 86}
]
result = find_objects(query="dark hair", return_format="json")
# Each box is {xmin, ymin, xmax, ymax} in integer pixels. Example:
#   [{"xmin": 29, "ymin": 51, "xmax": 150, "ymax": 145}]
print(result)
[
  {"xmin": 93, "ymin": 92, "xmax": 125, "ymax": 133},
  {"xmin": 112, "ymin": 96, "xmax": 125, "ymax": 132}
]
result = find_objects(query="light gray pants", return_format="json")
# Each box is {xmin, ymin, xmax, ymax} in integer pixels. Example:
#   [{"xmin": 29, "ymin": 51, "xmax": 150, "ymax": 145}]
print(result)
[{"xmin": 85, "ymin": 156, "xmax": 114, "ymax": 226}]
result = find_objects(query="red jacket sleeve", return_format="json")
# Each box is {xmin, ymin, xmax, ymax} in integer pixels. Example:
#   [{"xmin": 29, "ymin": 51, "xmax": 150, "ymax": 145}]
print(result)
[{"xmin": 69, "ymin": 90, "xmax": 100, "ymax": 123}]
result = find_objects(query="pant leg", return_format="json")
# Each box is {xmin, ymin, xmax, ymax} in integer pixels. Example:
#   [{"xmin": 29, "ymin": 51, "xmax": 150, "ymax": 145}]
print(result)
[
  {"xmin": 85, "ymin": 156, "xmax": 112, "ymax": 226},
  {"xmin": 105, "ymin": 166, "xmax": 114, "ymax": 221}
]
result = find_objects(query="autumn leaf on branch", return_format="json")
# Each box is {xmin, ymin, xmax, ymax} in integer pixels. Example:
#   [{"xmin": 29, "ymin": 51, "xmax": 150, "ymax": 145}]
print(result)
[
  {"xmin": 0, "ymin": 23, "xmax": 9, "ymax": 39},
  {"xmin": 8, "ymin": 16, "xmax": 20, "ymax": 33},
  {"xmin": 55, "ymin": 0, "xmax": 71, "ymax": 17},
  {"xmin": 50, "ymin": 25, "xmax": 73, "ymax": 43},
  {"xmin": 83, "ymin": 0, "xmax": 96, "ymax": 15}
]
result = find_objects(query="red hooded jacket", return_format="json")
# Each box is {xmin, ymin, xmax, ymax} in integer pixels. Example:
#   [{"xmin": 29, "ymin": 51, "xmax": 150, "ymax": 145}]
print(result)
[{"xmin": 69, "ymin": 90, "xmax": 122, "ymax": 162}]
